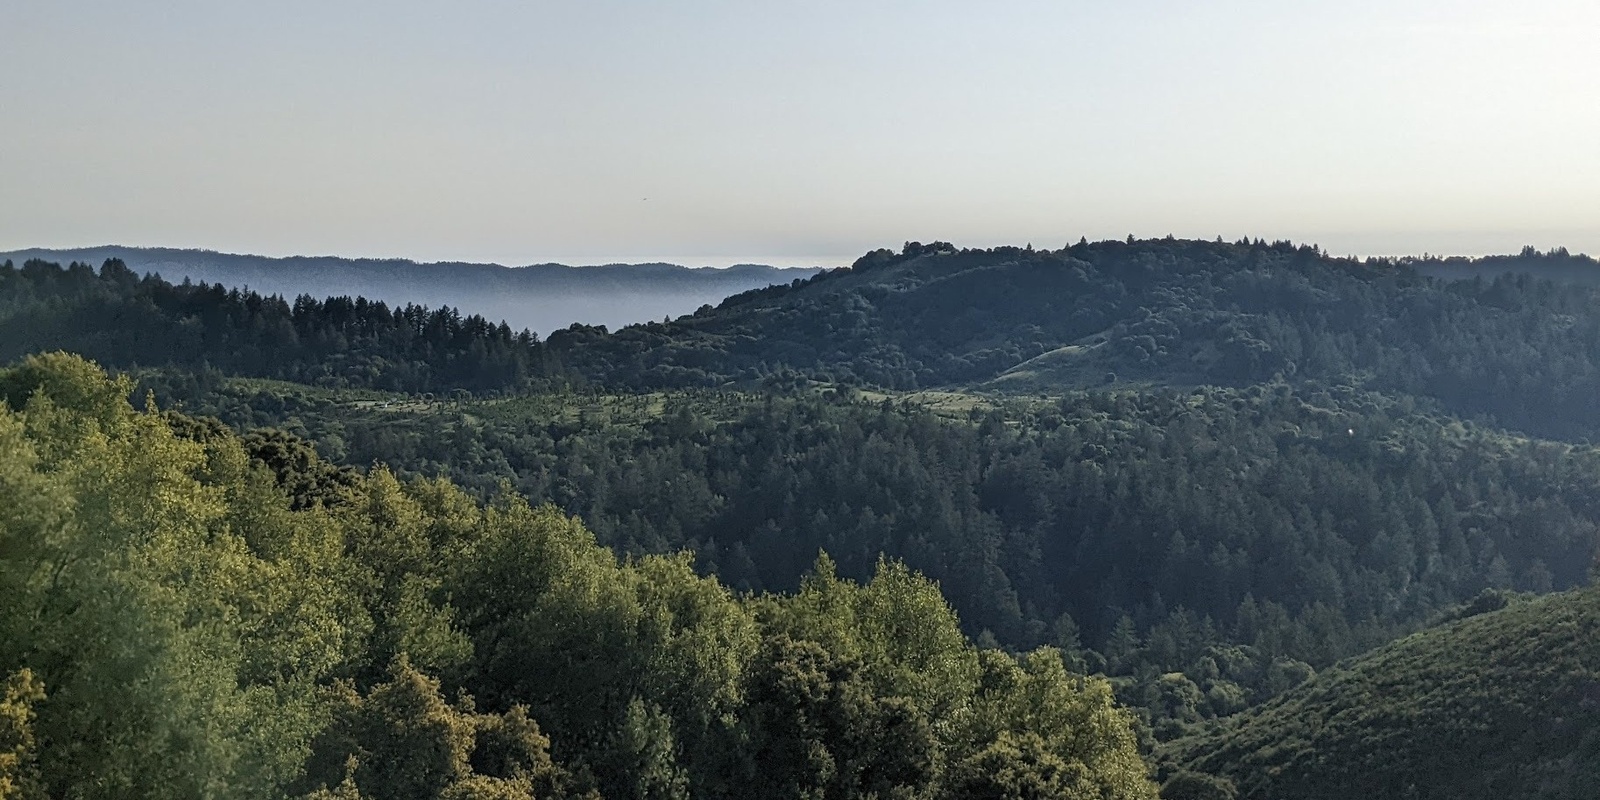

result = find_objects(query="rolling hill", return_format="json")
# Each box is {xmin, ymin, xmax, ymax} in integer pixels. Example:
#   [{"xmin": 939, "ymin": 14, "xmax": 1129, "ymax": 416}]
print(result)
[
  {"xmin": 8, "ymin": 239, "xmax": 1600, "ymax": 796},
  {"xmin": 546, "ymin": 238, "xmax": 1600, "ymax": 439},
  {"xmin": 1162, "ymin": 587, "xmax": 1600, "ymax": 800}
]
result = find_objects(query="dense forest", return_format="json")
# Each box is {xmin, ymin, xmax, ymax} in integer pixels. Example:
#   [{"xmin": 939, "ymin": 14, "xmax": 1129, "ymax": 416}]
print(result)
[
  {"xmin": 135, "ymin": 371, "xmax": 1600, "ymax": 739},
  {"xmin": 10, "ymin": 239, "xmax": 1600, "ymax": 439},
  {"xmin": 5, "ymin": 238, "xmax": 1600, "ymax": 797},
  {"xmin": 544, "ymin": 239, "xmax": 1600, "ymax": 441},
  {"xmin": 0, "ymin": 258, "xmax": 550, "ymax": 393},
  {"xmin": 0, "ymin": 354, "xmax": 1153, "ymax": 799},
  {"xmin": 1162, "ymin": 586, "xmax": 1600, "ymax": 799}
]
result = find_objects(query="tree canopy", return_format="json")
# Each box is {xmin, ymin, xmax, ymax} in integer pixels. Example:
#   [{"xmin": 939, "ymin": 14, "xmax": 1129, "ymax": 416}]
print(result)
[{"xmin": 0, "ymin": 352, "xmax": 1156, "ymax": 800}]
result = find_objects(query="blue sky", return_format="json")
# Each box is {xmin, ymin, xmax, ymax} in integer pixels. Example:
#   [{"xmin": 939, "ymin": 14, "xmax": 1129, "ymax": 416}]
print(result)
[{"xmin": 4, "ymin": 1, "xmax": 1597, "ymax": 266}]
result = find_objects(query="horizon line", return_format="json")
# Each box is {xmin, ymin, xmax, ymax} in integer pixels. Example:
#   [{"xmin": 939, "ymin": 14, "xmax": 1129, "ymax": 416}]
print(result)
[{"xmin": 2, "ymin": 237, "xmax": 1595, "ymax": 270}]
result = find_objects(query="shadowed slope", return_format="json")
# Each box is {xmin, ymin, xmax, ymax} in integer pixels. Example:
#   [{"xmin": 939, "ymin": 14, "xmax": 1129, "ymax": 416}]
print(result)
[{"xmin": 1165, "ymin": 587, "xmax": 1600, "ymax": 800}]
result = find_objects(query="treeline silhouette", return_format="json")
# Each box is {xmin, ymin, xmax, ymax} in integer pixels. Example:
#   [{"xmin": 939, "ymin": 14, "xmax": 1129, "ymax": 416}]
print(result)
[{"xmin": 0, "ymin": 258, "xmax": 548, "ymax": 393}]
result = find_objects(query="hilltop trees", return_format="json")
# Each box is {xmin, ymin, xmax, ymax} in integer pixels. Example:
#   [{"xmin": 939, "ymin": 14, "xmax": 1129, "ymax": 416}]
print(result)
[
  {"xmin": 17, "ymin": 240, "xmax": 1600, "ymax": 441},
  {"xmin": 8, "ymin": 235, "xmax": 1600, "ymax": 794}
]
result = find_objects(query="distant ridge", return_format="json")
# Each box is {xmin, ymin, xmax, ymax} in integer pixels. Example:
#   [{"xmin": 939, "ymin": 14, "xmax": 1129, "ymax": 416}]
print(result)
[
  {"xmin": 0, "ymin": 245, "xmax": 823, "ymax": 334},
  {"xmin": 1408, "ymin": 245, "xmax": 1600, "ymax": 284}
]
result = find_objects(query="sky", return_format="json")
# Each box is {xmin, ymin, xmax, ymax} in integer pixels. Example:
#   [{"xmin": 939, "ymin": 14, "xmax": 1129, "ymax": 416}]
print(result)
[{"xmin": 4, "ymin": 0, "xmax": 1598, "ymax": 267}]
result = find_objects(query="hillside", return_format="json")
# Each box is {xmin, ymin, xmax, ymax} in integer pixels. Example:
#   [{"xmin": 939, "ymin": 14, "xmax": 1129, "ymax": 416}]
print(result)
[
  {"xmin": 9, "ymin": 240, "xmax": 1600, "ymax": 795},
  {"xmin": 15, "ymin": 240, "xmax": 1600, "ymax": 440},
  {"xmin": 1162, "ymin": 587, "xmax": 1600, "ymax": 800},
  {"xmin": 10, "ymin": 246, "xmax": 1600, "ymax": 678},
  {"xmin": 0, "ymin": 258, "xmax": 550, "ymax": 394},
  {"xmin": 0, "ymin": 353, "xmax": 1157, "ymax": 800},
  {"xmin": 0, "ymin": 246, "xmax": 819, "ymax": 334},
  {"xmin": 136, "ymin": 367, "xmax": 1600, "ymax": 737},
  {"xmin": 547, "ymin": 238, "xmax": 1600, "ymax": 441}
]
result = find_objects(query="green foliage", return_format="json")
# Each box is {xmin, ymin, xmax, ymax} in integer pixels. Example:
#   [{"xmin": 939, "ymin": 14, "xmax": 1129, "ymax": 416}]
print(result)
[
  {"xmin": 0, "ymin": 354, "xmax": 1158, "ymax": 799},
  {"xmin": 951, "ymin": 650, "xmax": 1155, "ymax": 800},
  {"xmin": 1158, "ymin": 771, "xmax": 1236, "ymax": 800},
  {"xmin": 19, "ymin": 240, "xmax": 1600, "ymax": 444},
  {"xmin": 1164, "ymin": 587, "xmax": 1600, "ymax": 799},
  {"xmin": 35, "ymin": 240, "xmax": 1596, "ymax": 714},
  {"xmin": 296, "ymin": 657, "xmax": 587, "ymax": 800},
  {"xmin": 946, "ymin": 731, "xmax": 1093, "ymax": 800},
  {"xmin": 0, "ymin": 259, "xmax": 547, "ymax": 394},
  {"xmin": 0, "ymin": 670, "xmax": 44, "ymax": 800},
  {"xmin": 18, "ymin": 235, "xmax": 1600, "ymax": 794},
  {"xmin": 759, "ymin": 555, "xmax": 982, "ymax": 718},
  {"xmin": 751, "ymin": 561, "xmax": 1154, "ymax": 800},
  {"xmin": 239, "ymin": 427, "xmax": 361, "ymax": 509},
  {"xmin": 0, "ymin": 353, "xmax": 375, "ymax": 798},
  {"xmin": 20, "ymin": 245, "xmax": 1600, "ymax": 733},
  {"xmin": 155, "ymin": 372, "xmax": 1600, "ymax": 732},
  {"xmin": 529, "ymin": 238, "xmax": 1600, "ymax": 443}
]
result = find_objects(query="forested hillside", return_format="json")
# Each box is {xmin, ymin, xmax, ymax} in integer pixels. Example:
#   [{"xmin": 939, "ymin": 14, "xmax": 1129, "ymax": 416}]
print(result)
[
  {"xmin": 6, "ymin": 238, "xmax": 1600, "ymax": 796},
  {"xmin": 547, "ymin": 238, "xmax": 1600, "ymax": 441},
  {"xmin": 12, "ymin": 238, "xmax": 1600, "ymax": 439},
  {"xmin": 1162, "ymin": 587, "xmax": 1600, "ymax": 799},
  {"xmin": 136, "ymin": 371, "xmax": 1600, "ymax": 737},
  {"xmin": 0, "ymin": 353, "xmax": 1155, "ymax": 799}
]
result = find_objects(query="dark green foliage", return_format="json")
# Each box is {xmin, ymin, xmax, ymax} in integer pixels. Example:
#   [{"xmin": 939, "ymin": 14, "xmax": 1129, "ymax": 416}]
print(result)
[
  {"xmin": 0, "ymin": 259, "xmax": 547, "ymax": 394},
  {"xmin": 164, "ymin": 412, "xmax": 359, "ymax": 509},
  {"xmin": 945, "ymin": 731, "xmax": 1088, "ymax": 800},
  {"xmin": 1158, "ymin": 772, "xmax": 1236, "ymax": 800},
  {"xmin": 0, "ymin": 670, "xmax": 45, "ymax": 800},
  {"xmin": 0, "ymin": 245, "xmax": 818, "ymax": 336},
  {"xmin": 15, "ymin": 239, "xmax": 1600, "ymax": 443},
  {"xmin": 534, "ymin": 238, "xmax": 1600, "ymax": 441},
  {"xmin": 740, "ymin": 635, "xmax": 937, "ymax": 799},
  {"xmin": 239, "ymin": 428, "xmax": 362, "ymax": 509},
  {"xmin": 1164, "ymin": 587, "xmax": 1600, "ymax": 799},
  {"xmin": 12, "ymin": 236, "xmax": 1600, "ymax": 794},
  {"xmin": 296, "ymin": 658, "xmax": 589, "ymax": 800}
]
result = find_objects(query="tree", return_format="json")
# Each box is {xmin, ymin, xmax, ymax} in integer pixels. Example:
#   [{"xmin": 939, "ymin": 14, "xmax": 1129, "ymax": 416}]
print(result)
[
  {"xmin": 297, "ymin": 658, "xmax": 586, "ymax": 800},
  {"xmin": 946, "ymin": 731, "xmax": 1084, "ymax": 800},
  {"xmin": 0, "ymin": 670, "xmax": 44, "ymax": 800}
]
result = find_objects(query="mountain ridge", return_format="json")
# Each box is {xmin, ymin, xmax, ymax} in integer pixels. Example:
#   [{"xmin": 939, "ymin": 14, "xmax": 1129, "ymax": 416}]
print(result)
[
  {"xmin": 0, "ymin": 245, "xmax": 822, "ymax": 334},
  {"xmin": 545, "ymin": 238, "xmax": 1600, "ymax": 441}
]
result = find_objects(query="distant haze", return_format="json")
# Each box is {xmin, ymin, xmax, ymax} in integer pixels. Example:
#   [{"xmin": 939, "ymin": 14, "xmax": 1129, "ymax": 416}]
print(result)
[
  {"xmin": 1, "ymin": 247, "xmax": 820, "ymax": 335},
  {"xmin": 3, "ymin": 2, "xmax": 1597, "ymax": 263}
]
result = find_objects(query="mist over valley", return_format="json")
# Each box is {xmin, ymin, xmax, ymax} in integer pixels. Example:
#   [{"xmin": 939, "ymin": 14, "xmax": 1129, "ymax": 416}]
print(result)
[{"xmin": 0, "ymin": 246, "xmax": 822, "ymax": 335}]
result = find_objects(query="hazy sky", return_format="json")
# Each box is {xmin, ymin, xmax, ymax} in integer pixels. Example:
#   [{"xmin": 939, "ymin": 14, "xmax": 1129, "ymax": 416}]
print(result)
[{"xmin": 4, "ymin": 1, "xmax": 1598, "ymax": 267}]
